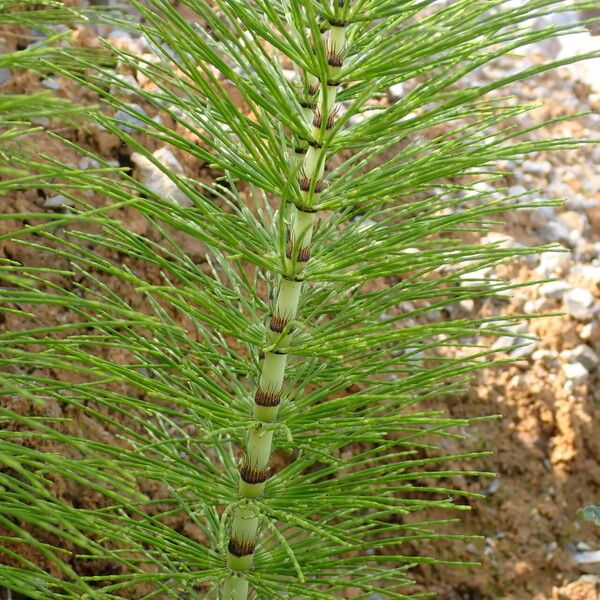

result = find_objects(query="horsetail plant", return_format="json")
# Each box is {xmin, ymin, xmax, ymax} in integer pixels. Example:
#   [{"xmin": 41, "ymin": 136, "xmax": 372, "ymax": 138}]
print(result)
[{"xmin": 1, "ymin": 1, "xmax": 598, "ymax": 598}]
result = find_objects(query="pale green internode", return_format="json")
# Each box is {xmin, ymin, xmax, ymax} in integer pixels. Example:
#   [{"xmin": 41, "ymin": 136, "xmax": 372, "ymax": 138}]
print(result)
[
  {"xmin": 222, "ymin": 576, "xmax": 249, "ymax": 600},
  {"xmin": 258, "ymin": 352, "xmax": 287, "ymax": 393},
  {"xmin": 291, "ymin": 209, "xmax": 316, "ymax": 250},
  {"xmin": 329, "ymin": 25, "xmax": 346, "ymax": 54},
  {"xmin": 274, "ymin": 277, "xmax": 303, "ymax": 322},
  {"xmin": 246, "ymin": 428, "xmax": 274, "ymax": 470}
]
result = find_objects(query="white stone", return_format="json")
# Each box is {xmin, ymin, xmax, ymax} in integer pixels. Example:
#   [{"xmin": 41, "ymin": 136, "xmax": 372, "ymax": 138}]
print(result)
[
  {"xmin": 524, "ymin": 297, "xmax": 553, "ymax": 314},
  {"xmin": 532, "ymin": 349, "xmax": 559, "ymax": 366},
  {"xmin": 539, "ymin": 280, "xmax": 573, "ymax": 299},
  {"xmin": 492, "ymin": 336, "xmax": 517, "ymax": 351},
  {"xmin": 481, "ymin": 232, "xmax": 517, "ymax": 248},
  {"xmin": 571, "ymin": 265, "xmax": 600, "ymax": 287},
  {"xmin": 566, "ymin": 344, "xmax": 599, "ymax": 372},
  {"xmin": 564, "ymin": 288, "xmax": 596, "ymax": 321},
  {"xmin": 111, "ymin": 73, "xmax": 140, "ymax": 96},
  {"xmin": 107, "ymin": 29, "xmax": 147, "ymax": 55},
  {"xmin": 459, "ymin": 299, "xmax": 475, "ymax": 312},
  {"xmin": 558, "ymin": 211, "xmax": 588, "ymax": 242},
  {"xmin": 282, "ymin": 69, "xmax": 297, "ymax": 83},
  {"xmin": 131, "ymin": 147, "xmax": 191, "ymax": 207},
  {"xmin": 539, "ymin": 219, "xmax": 571, "ymax": 245},
  {"xmin": 574, "ymin": 550, "xmax": 600, "ymax": 571},
  {"xmin": 43, "ymin": 194, "xmax": 73, "ymax": 209},
  {"xmin": 529, "ymin": 205, "xmax": 555, "ymax": 228},
  {"xmin": 114, "ymin": 104, "xmax": 146, "ymax": 132},
  {"xmin": 388, "ymin": 82, "xmax": 404, "ymax": 100},
  {"xmin": 510, "ymin": 338, "xmax": 537, "ymax": 359},
  {"xmin": 563, "ymin": 362, "xmax": 589, "ymax": 384},
  {"xmin": 348, "ymin": 108, "xmax": 385, "ymax": 126},
  {"xmin": 41, "ymin": 78, "xmax": 60, "ymax": 90},
  {"xmin": 536, "ymin": 251, "xmax": 570, "ymax": 277},
  {"xmin": 557, "ymin": 31, "xmax": 600, "ymax": 92},
  {"xmin": 488, "ymin": 478, "xmax": 501, "ymax": 494},
  {"xmin": 0, "ymin": 68, "xmax": 11, "ymax": 84},
  {"xmin": 79, "ymin": 157, "xmax": 101, "ymax": 170},
  {"xmin": 460, "ymin": 266, "xmax": 493, "ymax": 287},
  {"xmin": 522, "ymin": 159, "xmax": 552, "ymax": 177},
  {"xmin": 580, "ymin": 322, "xmax": 596, "ymax": 341}
]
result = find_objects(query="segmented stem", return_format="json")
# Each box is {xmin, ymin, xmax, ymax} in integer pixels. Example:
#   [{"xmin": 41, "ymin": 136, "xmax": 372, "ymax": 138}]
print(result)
[{"xmin": 222, "ymin": 18, "xmax": 347, "ymax": 600}]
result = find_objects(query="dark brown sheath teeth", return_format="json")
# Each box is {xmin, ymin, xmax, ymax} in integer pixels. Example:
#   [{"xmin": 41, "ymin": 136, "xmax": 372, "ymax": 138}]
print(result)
[
  {"xmin": 327, "ymin": 51, "xmax": 344, "ymax": 68},
  {"xmin": 240, "ymin": 463, "xmax": 269, "ymax": 484},
  {"xmin": 299, "ymin": 100, "xmax": 317, "ymax": 110},
  {"xmin": 228, "ymin": 537, "xmax": 255, "ymax": 557},
  {"xmin": 255, "ymin": 389, "xmax": 282, "ymax": 406},
  {"xmin": 269, "ymin": 314, "xmax": 289, "ymax": 333},
  {"xmin": 313, "ymin": 110, "xmax": 336, "ymax": 130},
  {"xmin": 308, "ymin": 83, "xmax": 320, "ymax": 96},
  {"xmin": 329, "ymin": 19, "xmax": 348, "ymax": 27},
  {"xmin": 298, "ymin": 174, "xmax": 326, "ymax": 193},
  {"xmin": 286, "ymin": 243, "xmax": 311, "ymax": 263}
]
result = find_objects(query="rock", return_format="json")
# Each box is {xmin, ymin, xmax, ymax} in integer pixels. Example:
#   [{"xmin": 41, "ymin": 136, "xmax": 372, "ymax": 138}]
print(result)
[
  {"xmin": 114, "ymin": 104, "xmax": 146, "ymax": 132},
  {"xmin": 282, "ymin": 69, "xmax": 297, "ymax": 83},
  {"xmin": 460, "ymin": 266, "xmax": 494, "ymax": 287},
  {"xmin": 481, "ymin": 231, "xmax": 517, "ymax": 248},
  {"xmin": 563, "ymin": 362, "xmax": 589, "ymax": 384},
  {"xmin": 348, "ymin": 108, "xmax": 385, "ymax": 126},
  {"xmin": 571, "ymin": 265, "xmax": 600, "ymax": 287},
  {"xmin": 459, "ymin": 299, "xmax": 474, "ymax": 312},
  {"xmin": 566, "ymin": 344, "xmax": 599, "ymax": 372},
  {"xmin": 558, "ymin": 30, "xmax": 600, "ymax": 92},
  {"xmin": 540, "ymin": 219, "xmax": 572, "ymax": 245},
  {"xmin": 0, "ymin": 68, "xmax": 11, "ymax": 85},
  {"xmin": 529, "ymin": 205, "xmax": 556, "ymax": 228},
  {"xmin": 40, "ymin": 78, "xmax": 60, "ymax": 91},
  {"xmin": 111, "ymin": 73, "xmax": 140, "ymax": 96},
  {"xmin": 536, "ymin": 251, "xmax": 570, "ymax": 277},
  {"xmin": 43, "ymin": 194, "xmax": 73, "ymax": 210},
  {"xmin": 510, "ymin": 338, "xmax": 537, "ymax": 359},
  {"xmin": 574, "ymin": 551, "xmax": 600, "ymax": 575},
  {"xmin": 79, "ymin": 157, "xmax": 101, "ymax": 170},
  {"xmin": 487, "ymin": 478, "xmax": 501, "ymax": 494},
  {"xmin": 558, "ymin": 211, "xmax": 589, "ymax": 245},
  {"xmin": 552, "ymin": 575, "xmax": 600, "ymax": 600},
  {"xmin": 130, "ymin": 147, "xmax": 191, "ymax": 207},
  {"xmin": 107, "ymin": 29, "xmax": 147, "ymax": 55},
  {"xmin": 539, "ymin": 280, "xmax": 573, "ymax": 299},
  {"xmin": 580, "ymin": 322, "xmax": 597, "ymax": 341},
  {"xmin": 532, "ymin": 349, "xmax": 559, "ymax": 367},
  {"xmin": 564, "ymin": 288, "xmax": 596, "ymax": 321},
  {"xmin": 522, "ymin": 159, "xmax": 552, "ymax": 177},
  {"xmin": 388, "ymin": 82, "xmax": 404, "ymax": 100},
  {"xmin": 566, "ymin": 194, "xmax": 598, "ymax": 212},
  {"xmin": 524, "ymin": 297, "xmax": 553, "ymax": 313}
]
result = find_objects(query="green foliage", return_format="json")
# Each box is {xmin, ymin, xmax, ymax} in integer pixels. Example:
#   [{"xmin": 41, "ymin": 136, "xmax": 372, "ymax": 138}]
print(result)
[
  {"xmin": 581, "ymin": 506, "xmax": 600, "ymax": 527},
  {"xmin": 1, "ymin": 1, "xmax": 598, "ymax": 598}
]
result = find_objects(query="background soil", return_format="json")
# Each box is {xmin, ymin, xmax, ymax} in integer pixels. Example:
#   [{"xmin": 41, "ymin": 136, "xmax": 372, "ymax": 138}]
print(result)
[{"xmin": 1, "ymin": 5, "xmax": 600, "ymax": 600}]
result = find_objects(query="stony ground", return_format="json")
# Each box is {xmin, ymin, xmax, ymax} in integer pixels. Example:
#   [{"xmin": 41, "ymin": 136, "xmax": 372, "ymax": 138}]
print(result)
[{"xmin": 1, "ymin": 4, "xmax": 600, "ymax": 600}]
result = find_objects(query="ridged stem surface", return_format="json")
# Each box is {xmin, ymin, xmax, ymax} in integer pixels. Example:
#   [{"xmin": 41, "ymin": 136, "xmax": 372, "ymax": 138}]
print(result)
[{"xmin": 222, "ymin": 19, "xmax": 347, "ymax": 600}]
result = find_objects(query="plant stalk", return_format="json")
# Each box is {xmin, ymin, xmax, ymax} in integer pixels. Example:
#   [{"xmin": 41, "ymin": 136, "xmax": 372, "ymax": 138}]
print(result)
[{"xmin": 222, "ymin": 20, "xmax": 347, "ymax": 600}]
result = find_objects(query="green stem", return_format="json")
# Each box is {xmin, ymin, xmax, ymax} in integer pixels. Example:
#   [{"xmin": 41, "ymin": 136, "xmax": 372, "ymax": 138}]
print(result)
[{"xmin": 222, "ymin": 19, "xmax": 347, "ymax": 600}]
